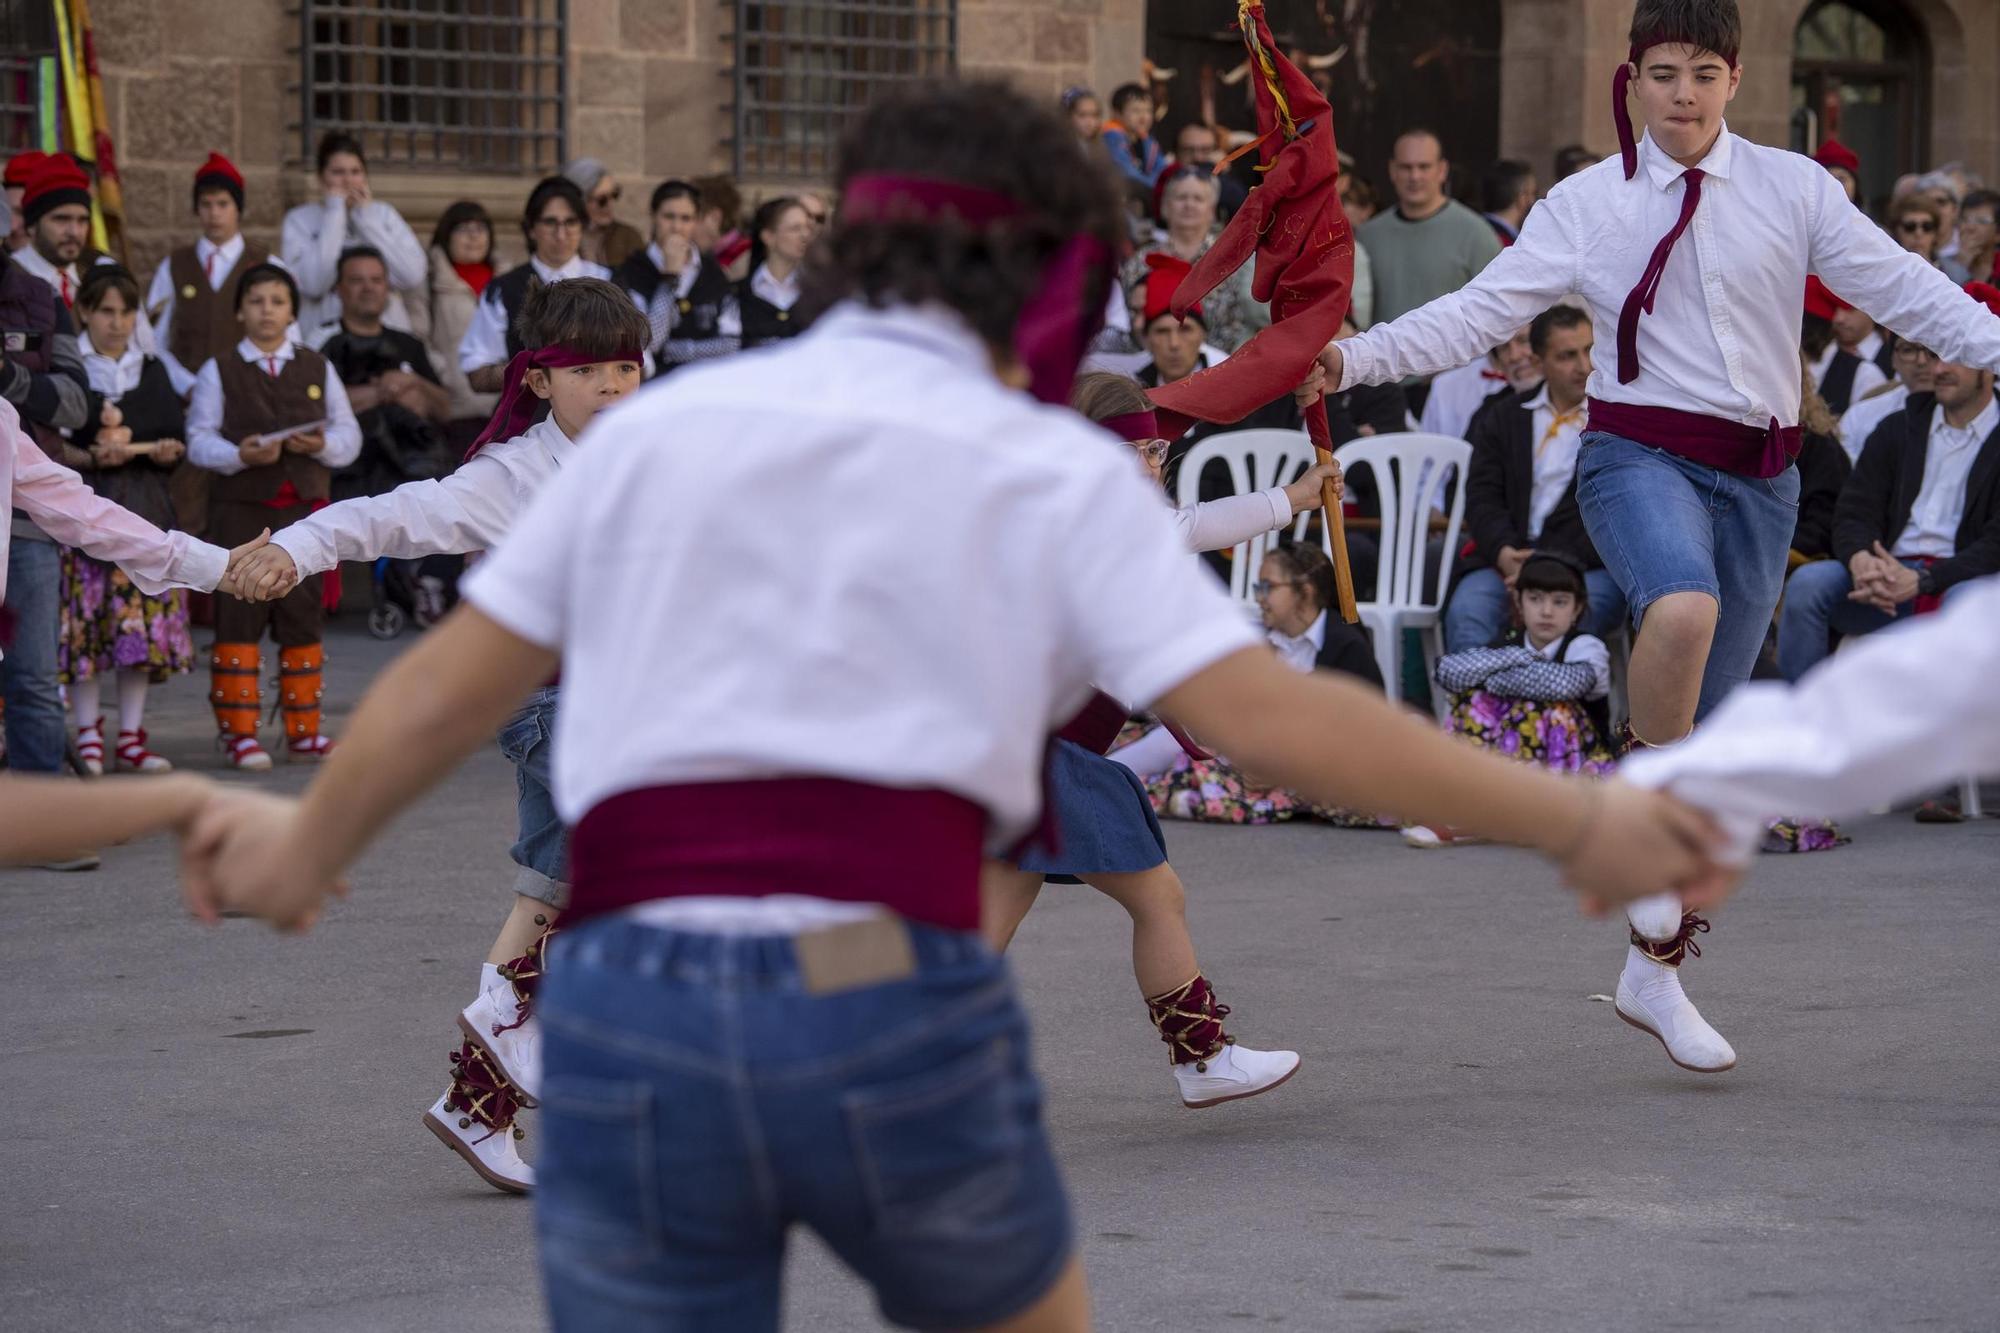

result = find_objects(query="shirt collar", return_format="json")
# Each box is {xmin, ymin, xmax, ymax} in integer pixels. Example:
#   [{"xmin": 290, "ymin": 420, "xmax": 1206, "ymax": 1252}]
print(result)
[
  {"xmin": 1937, "ymin": 393, "xmax": 2000, "ymax": 442},
  {"xmin": 1305, "ymin": 609, "xmax": 1328, "ymax": 653},
  {"xmin": 15, "ymin": 246, "xmax": 74, "ymax": 285},
  {"xmin": 1639, "ymin": 123, "xmax": 1734, "ymax": 190},
  {"xmin": 196, "ymin": 234, "xmax": 245, "ymax": 266},
  {"xmin": 1523, "ymin": 383, "xmax": 1553, "ymax": 411},
  {"xmin": 237, "ymin": 337, "xmax": 297, "ymax": 365},
  {"xmin": 530, "ymin": 253, "xmax": 588, "ymax": 283},
  {"xmin": 78, "ymin": 332, "xmax": 145, "ymax": 392}
]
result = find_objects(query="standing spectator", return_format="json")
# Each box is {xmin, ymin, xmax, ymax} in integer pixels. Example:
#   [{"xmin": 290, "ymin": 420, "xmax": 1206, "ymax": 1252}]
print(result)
[
  {"xmin": 1, "ymin": 190, "xmax": 92, "ymax": 833},
  {"xmin": 1103, "ymin": 82, "xmax": 1165, "ymax": 193},
  {"xmin": 1830, "ymin": 298, "xmax": 1894, "ymax": 379},
  {"xmin": 1952, "ymin": 188, "xmax": 2000, "ymax": 284},
  {"xmin": 1914, "ymin": 169, "xmax": 1971, "ymax": 261},
  {"xmin": 459, "ymin": 177, "xmax": 609, "ymax": 394},
  {"xmin": 1812, "ymin": 138, "xmax": 1861, "ymax": 205},
  {"xmin": 1443, "ymin": 305, "xmax": 1625, "ymax": 651},
  {"xmin": 1803, "ymin": 277, "xmax": 1887, "ymax": 416},
  {"xmin": 562, "ymin": 158, "xmax": 642, "ymax": 271},
  {"xmin": 1340, "ymin": 175, "xmax": 1376, "ymax": 329},
  {"xmin": 736, "ymin": 197, "xmax": 811, "ymax": 348},
  {"xmin": 1891, "ymin": 192, "xmax": 1970, "ymax": 282},
  {"xmin": 1479, "ymin": 159, "xmax": 1537, "ymax": 246},
  {"xmin": 1552, "ymin": 143, "xmax": 1598, "ymax": 183},
  {"xmin": 310, "ymin": 247, "xmax": 452, "ymax": 496},
  {"xmin": 60, "ymin": 267, "xmax": 194, "ymax": 776},
  {"xmin": 1062, "ymin": 86, "xmax": 1104, "ymax": 148},
  {"xmin": 1418, "ymin": 327, "xmax": 1539, "ymax": 440},
  {"xmin": 11, "ymin": 155, "xmax": 147, "ymax": 351},
  {"xmin": 406, "ymin": 201, "xmax": 499, "ymax": 450},
  {"xmin": 1839, "ymin": 334, "xmax": 1936, "ymax": 464},
  {"xmin": 148, "ymin": 153, "xmax": 281, "ymax": 397},
  {"xmin": 615, "ymin": 179, "xmax": 736, "ymax": 371},
  {"xmin": 2, "ymin": 151, "xmax": 41, "ymax": 252},
  {"xmin": 281, "ymin": 132, "xmax": 427, "ymax": 333},
  {"xmin": 1359, "ymin": 129, "xmax": 1502, "ymax": 408},
  {"xmin": 1123, "ymin": 166, "xmax": 1268, "ymax": 353},
  {"xmin": 1339, "ymin": 174, "xmax": 1379, "ymax": 227},
  {"xmin": 1173, "ymin": 120, "xmax": 1247, "ymax": 219}
]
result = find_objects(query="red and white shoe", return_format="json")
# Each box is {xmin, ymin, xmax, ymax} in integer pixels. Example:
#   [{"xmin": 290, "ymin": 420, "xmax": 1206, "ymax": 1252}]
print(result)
[
  {"xmin": 116, "ymin": 728, "xmax": 173, "ymax": 773},
  {"xmin": 460, "ymin": 964, "xmax": 542, "ymax": 1105},
  {"xmin": 221, "ymin": 734, "xmax": 273, "ymax": 771},
  {"xmin": 422, "ymin": 1089, "xmax": 534, "ymax": 1194},
  {"xmin": 76, "ymin": 718, "xmax": 105, "ymax": 776},
  {"xmin": 286, "ymin": 733, "xmax": 334, "ymax": 762}
]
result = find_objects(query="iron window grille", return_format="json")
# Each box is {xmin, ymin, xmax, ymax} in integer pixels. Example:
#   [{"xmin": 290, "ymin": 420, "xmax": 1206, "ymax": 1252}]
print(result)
[
  {"xmin": 730, "ymin": 0, "xmax": 956, "ymax": 180},
  {"xmin": 0, "ymin": 0, "xmax": 55, "ymax": 155},
  {"xmin": 294, "ymin": 0, "xmax": 565, "ymax": 174}
]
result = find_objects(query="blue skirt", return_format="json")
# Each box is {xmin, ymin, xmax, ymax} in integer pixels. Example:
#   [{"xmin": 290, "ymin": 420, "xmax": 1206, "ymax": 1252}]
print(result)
[{"xmin": 1017, "ymin": 739, "xmax": 1169, "ymax": 881}]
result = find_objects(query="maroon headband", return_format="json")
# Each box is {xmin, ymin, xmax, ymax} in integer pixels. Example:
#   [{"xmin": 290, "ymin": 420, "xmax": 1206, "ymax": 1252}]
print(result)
[
  {"xmin": 837, "ymin": 173, "xmax": 1112, "ymax": 407},
  {"xmin": 466, "ymin": 344, "xmax": 641, "ymax": 459},
  {"xmin": 1615, "ymin": 35, "xmax": 1740, "ymax": 180},
  {"xmin": 1099, "ymin": 410, "xmax": 1158, "ymax": 441}
]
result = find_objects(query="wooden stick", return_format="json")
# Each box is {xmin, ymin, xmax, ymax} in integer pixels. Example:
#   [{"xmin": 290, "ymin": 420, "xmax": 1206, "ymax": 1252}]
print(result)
[{"xmin": 1306, "ymin": 399, "xmax": 1359, "ymax": 623}]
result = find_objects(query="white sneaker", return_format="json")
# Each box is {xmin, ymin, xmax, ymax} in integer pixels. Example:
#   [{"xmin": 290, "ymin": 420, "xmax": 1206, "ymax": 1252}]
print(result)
[
  {"xmin": 460, "ymin": 968, "xmax": 542, "ymax": 1106},
  {"xmin": 1171, "ymin": 1043, "xmax": 1302, "ymax": 1109},
  {"xmin": 1614, "ymin": 946, "xmax": 1736, "ymax": 1072},
  {"xmin": 422, "ymin": 1091, "xmax": 534, "ymax": 1194}
]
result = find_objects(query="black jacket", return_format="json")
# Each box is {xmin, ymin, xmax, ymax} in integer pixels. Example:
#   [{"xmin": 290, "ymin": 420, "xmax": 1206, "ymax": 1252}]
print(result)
[
  {"xmin": 1835, "ymin": 392, "xmax": 2000, "ymax": 592},
  {"xmin": 1461, "ymin": 391, "xmax": 1599, "ymax": 572},
  {"xmin": 1791, "ymin": 430, "xmax": 1851, "ymax": 560}
]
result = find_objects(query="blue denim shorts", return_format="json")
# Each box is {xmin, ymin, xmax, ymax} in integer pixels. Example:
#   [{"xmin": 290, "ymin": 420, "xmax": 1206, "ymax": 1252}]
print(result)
[
  {"xmin": 497, "ymin": 686, "xmax": 567, "ymax": 905},
  {"xmin": 534, "ymin": 920, "xmax": 1073, "ymax": 1332}
]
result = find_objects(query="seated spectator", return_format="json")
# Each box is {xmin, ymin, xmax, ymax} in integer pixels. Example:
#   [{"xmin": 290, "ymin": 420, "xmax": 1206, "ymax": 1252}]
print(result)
[
  {"xmin": 1417, "ymin": 326, "xmax": 1539, "ymax": 440},
  {"xmin": 736, "ymin": 197, "xmax": 811, "ymax": 348},
  {"xmin": 1839, "ymin": 332, "xmax": 1935, "ymax": 464},
  {"xmin": 1339, "ymin": 174, "xmax": 1378, "ymax": 227},
  {"xmin": 281, "ymin": 132, "xmax": 427, "ymax": 333},
  {"xmin": 1172, "ymin": 120, "xmax": 1247, "ymax": 219},
  {"xmin": 1124, "ymin": 165, "xmax": 1268, "ymax": 353},
  {"xmin": 406, "ymin": 200, "xmax": 499, "ymax": 450},
  {"xmin": 1061, "ymin": 85, "xmax": 1103, "ymax": 149},
  {"xmin": 1478, "ymin": 158, "xmax": 1536, "ymax": 246},
  {"xmin": 1890, "ymin": 192, "xmax": 1971, "ymax": 284},
  {"xmin": 1443, "ymin": 305, "xmax": 1626, "ymax": 651},
  {"xmin": 1791, "ymin": 358, "xmax": 1853, "ymax": 565},
  {"xmin": 616, "ymin": 179, "xmax": 737, "ymax": 372},
  {"xmin": 562, "ymin": 158, "xmax": 642, "ymax": 270},
  {"xmin": 310, "ymin": 247, "xmax": 452, "ymax": 499},
  {"xmin": 1552, "ymin": 143, "xmax": 1598, "ymax": 183},
  {"xmin": 1812, "ymin": 137, "xmax": 1861, "ymax": 205},
  {"xmin": 691, "ymin": 173, "xmax": 749, "ymax": 277},
  {"xmin": 1830, "ymin": 292, "xmax": 1895, "ymax": 378},
  {"xmin": 1779, "ymin": 329, "xmax": 2000, "ymax": 683},
  {"xmin": 1802, "ymin": 277, "xmax": 1887, "ymax": 416},
  {"xmin": 459, "ymin": 177, "xmax": 609, "ymax": 394},
  {"xmin": 1102, "ymin": 83, "xmax": 1165, "ymax": 194},
  {"xmin": 1954, "ymin": 188, "xmax": 2000, "ymax": 285}
]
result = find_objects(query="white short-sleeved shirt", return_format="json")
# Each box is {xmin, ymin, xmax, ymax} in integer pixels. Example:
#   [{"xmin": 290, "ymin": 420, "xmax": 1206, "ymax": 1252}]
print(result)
[{"xmin": 464, "ymin": 302, "xmax": 1260, "ymax": 842}]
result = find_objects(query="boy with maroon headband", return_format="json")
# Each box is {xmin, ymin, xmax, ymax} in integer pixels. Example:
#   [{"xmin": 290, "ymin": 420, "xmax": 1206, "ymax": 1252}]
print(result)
[{"xmin": 1321, "ymin": 0, "xmax": 2000, "ymax": 1074}]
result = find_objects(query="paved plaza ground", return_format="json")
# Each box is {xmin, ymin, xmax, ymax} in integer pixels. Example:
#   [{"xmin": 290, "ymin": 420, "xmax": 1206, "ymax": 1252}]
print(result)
[{"xmin": 5, "ymin": 623, "xmax": 1997, "ymax": 1331}]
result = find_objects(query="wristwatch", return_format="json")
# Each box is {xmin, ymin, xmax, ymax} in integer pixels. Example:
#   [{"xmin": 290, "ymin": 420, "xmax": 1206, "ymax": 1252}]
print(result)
[{"xmin": 1916, "ymin": 567, "xmax": 1939, "ymax": 598}]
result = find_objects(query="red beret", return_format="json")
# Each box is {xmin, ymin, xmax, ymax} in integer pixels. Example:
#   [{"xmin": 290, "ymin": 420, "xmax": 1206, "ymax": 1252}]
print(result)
[
  {"xmin": 1803, "ymin": 276, "xmax": 1849, "ymax": 322},
  {"xmin": 1141, "ymin": 250, "xmax": 1203, "ymax": 328},
  {"xmin": 193, "ymin": 151, "xmax": 243, "ymax": 194},
  {"xmin": 1963, "ymin": 281, "xmax": 2000, "ymax": 320},
  {"xmin": 3, "ymin": 150, "xmax": 46, "ymax": 189},
  {"xmin": 21, "ymin": 153, "xmax": 90, "ymax": 226},
  {"xmin": 1813, "ymin": 137, "xmax": 1861, "ymax": 175}
]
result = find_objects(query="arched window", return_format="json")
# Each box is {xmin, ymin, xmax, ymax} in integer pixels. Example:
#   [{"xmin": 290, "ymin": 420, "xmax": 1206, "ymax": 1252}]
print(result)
[{"xmin": 1792, "ymin": 0, "xmax": 1927, "ymax": 216}]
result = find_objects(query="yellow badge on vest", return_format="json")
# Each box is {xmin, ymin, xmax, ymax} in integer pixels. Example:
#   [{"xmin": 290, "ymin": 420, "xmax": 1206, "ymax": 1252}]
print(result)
[
  {"xmin": 181, "ymin": 284, "xmax": 198, "ymax": 300},
  {"xmin": 306, "ymin": 383, "xmax": 323, "ymax": 400}
]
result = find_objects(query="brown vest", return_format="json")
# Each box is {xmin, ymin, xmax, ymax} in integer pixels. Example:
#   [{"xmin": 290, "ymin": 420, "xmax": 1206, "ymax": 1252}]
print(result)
[
  {"xmin": 165, "ymin": 239, "xmax": 271, "ymax": 374},
  {"xmin": 211, "ymin": 346, "xmax": 333, "ymax": 505}
]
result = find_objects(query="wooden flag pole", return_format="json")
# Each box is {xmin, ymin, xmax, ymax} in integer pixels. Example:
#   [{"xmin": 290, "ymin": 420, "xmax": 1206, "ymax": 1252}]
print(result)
[{"xmin": 1305, "ymin": 397, "xmax": 1359, "ymax": 623}]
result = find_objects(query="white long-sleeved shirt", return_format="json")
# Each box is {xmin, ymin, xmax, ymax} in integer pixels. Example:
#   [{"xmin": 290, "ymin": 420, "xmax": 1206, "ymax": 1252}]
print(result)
[
  {"xmin": 1337, "ymin": 128, "xmax": 2000, "ymax": 436},
  {"xmin": 1174, "ymin": 485, "xmax": 1292, "ymax": 553},
  {"xmin": 457, "ymin": 254, "xmax": 611, "ymax": 376},
  {"xmin": 1837, "ymin": 381, "xmax": 1910, "ymax": 464},
  {"xmin": 1417, "ymin": 355, "xmax": 1512, "ymax": 439},
  {"xmin": 280, "ymin": 196, "xmax": 428, "ymax": 334},
  {"xmin": 0, "ymin": 398, "xmax": 223, "ymax": 615},
  {"xmin": 1624, "ymin": 574, "xmax": 2000, "ymax": 860},
  {"xmin": 146, "ymin": 236, "xmax": 294, "ymax": 395},
  {"xmin": 1524, "ymin": 384, "xmax": 1587, "ymax": 539},
  {"xmin": 186, "ymin": 338, "xmax": 363, "ymax": 475},
  {"xmin": 1808, "ymin": 337, "xmax": 1888, "ymax": 408},
  {"xmin": 1894, "ymin": 396, "xmax": 2000, "ymax": 557},
  {"xmin": 271, "ymin": 416, "xmax": 573, "ymax": 577}
]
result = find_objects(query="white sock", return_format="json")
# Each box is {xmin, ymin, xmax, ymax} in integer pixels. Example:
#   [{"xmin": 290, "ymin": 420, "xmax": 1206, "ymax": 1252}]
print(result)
[
  {"xmin": 116, "ymin": 669, "xmax": 149, "ymax": 734},
  {"xmin": 1626, "ymin": 892, "xmax": 1683, "ymax": 943},
  {"xmin": 70, "ymin": 675, "xmax": 101, "ymax": 730},
  {"xmin": 1621, "ymin": 943, "xmax": 1675, "ymax": 993}
]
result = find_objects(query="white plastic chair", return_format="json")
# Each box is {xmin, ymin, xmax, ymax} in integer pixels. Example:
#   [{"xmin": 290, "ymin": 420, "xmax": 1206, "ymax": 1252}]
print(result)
[
  {"xmin": 1172, "ymin": 427, "xmax": 1321, "ymax": 602},
  {"xmin": 1330, "ymin": 433, "xmax": 1471, "ymax": 714}
]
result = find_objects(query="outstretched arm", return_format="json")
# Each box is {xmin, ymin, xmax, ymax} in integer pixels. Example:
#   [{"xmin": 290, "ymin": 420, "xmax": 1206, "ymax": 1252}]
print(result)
[{"xmin": 0, "ymin": 773, "xmax": 209, "ymax": 863}]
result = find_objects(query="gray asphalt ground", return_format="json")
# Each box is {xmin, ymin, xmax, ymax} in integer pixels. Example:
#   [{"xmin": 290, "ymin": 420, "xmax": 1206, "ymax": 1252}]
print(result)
[{"xmin": 4, "ymin": 622, "xmax": 1997, "ymax": 1332}]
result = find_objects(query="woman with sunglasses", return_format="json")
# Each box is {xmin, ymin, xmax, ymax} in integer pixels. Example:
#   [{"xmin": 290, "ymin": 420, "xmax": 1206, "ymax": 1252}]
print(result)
[
  {"xmin": 981, "ymin": 371, "xmax": 1341, "ymax": 1112},
  {"xmin": 561, "ymin": 158, "xmax": 643, "ymax": 270},
  {"xmin": 1891, "ymin": 193, "xmax": 1972, "ymax": 283}
]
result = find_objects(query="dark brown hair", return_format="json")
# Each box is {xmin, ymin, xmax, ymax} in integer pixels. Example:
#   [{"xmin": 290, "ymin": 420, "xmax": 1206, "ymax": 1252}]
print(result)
[
  {"xmin": 1266, "ymin": 542, "xmax": 1335, "ymax": 616},
  {"xmin": 431, "ymin": 200, "xmax": 494, "ymax": 263},
  {"xmin": 1069, "ymin": 371, "xmax": 1151, "ymax": 424},
  {"xmin": 516, "ymin": 277, "xmax": 650, "ymax": 359},
  {"xmin": 1529, "ymin": 303, "xmax": 1591, "ymax": 357},
  {"xmin": 233, "ymin": 261, "xmax": 298, "ymax": 316},
  {"xmin": 804, "ymin": 79, "xmax": 1124, "ymax": 358},
  {"xmin": 76, "ymin": 264, "xmax": 140, "ymax": 314},
  {"xmin": 692, "ymin": 173, "xmax": 743, "ymax": 230},
  {"xmin": 521, "ymin": 176, "xmax": 586, "ymax": 254},
  {"xmin": 1515, "ymin": 550, "xmax": 1589, "ymax": 615},
  {"xmin": 1628, "ymin": 0, "xmax": 1741, "ymax": 60}
]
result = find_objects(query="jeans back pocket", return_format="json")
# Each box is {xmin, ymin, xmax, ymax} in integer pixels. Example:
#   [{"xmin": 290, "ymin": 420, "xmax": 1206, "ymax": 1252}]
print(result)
[{"xmin": 536, "ymin": 1074, "xmax": 663, "ymax": 1272}]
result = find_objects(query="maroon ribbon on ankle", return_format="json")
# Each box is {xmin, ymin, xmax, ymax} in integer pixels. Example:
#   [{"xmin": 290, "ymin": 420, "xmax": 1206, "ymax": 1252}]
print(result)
[
  {"xmin": 1616, "ymin": 168, "xmax": 1704, "ymax": 385},
  {"xmin": 466, "ymin": 344, "xmax": 641, "ymax": 460}
]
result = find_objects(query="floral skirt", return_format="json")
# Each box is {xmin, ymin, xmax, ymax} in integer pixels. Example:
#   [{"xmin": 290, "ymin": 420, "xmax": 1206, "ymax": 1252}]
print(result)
[
  {"xmin": 1445, "ymin": 690, "xmax": 1617, "ymax": 776},
  {"xmin": 57, "ymin": 549, "xmax": 196, "ymax": 685},
  {"xmin": 1144, "ymin": 753, "xmax": 1391, "ymax": 828}
]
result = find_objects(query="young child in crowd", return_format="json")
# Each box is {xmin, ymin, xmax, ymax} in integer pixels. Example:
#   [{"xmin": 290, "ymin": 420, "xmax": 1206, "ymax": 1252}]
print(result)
[
  {"xmin": 61, "ymin": 267, "xmax": 197, "ymax": 775},
  {"xmin": 229, "ymin": 278, "xmax": 649, "ymax": 1194},
  {"xmin": 185, "ymin": 262, "xmax": 361, "ymax": 770},
  {"xmin": 1102, "ymin": 82, "xmax": 1166, "ymax": 192}
]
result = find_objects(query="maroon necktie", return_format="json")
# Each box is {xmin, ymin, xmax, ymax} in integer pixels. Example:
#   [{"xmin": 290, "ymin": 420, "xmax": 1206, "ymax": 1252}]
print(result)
[{"xmin": 1616, "ymin": 167, "xmax": 1704, "ymax": 385}]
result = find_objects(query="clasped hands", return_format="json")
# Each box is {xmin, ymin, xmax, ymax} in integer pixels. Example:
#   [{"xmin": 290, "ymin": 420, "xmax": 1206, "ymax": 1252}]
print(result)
[
  {"xmin": 1847, "ymin": 543, "xmax": 1919, "ymax": 615},
  {"xmin": 178, "ymin": 785, "xmax": 346, "ymax": 933}
]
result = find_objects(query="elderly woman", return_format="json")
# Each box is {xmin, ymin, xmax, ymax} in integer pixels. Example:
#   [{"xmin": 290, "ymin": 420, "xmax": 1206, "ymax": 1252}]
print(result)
[
  {"xmin": 1890, "ymin": 193, "xmax": 1972, "ymax": 283},
  {"xmin": 1121, "ymin": 165, "xmax": 1270, "ymax": 353},
  {"xmin": 561, "ymin": 157, "xmax": 643, "ymax": 270}
]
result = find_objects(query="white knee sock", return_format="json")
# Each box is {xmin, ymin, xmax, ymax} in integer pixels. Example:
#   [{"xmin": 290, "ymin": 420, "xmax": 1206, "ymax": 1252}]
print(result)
[
  {"xmin": 116, "ymin": 669, "xmax": 149, "ymax": 734},
  {"xmin": 1626, "ymin": 892, "xmax": 1684, "ymax": 943},
  {"xmin": 69, "ymin": 675, "xmax": 101, "ymax": 730}
]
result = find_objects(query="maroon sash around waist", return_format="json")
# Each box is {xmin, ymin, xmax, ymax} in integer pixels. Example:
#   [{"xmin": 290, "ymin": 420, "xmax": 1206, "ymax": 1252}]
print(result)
[
  {"xmin": 1586, "ymin": 398, "xmax": 1801, "ymax": 480},
  {"xmin": 567, "ymin": 778, "xmax": 986, "ymax": 931}
]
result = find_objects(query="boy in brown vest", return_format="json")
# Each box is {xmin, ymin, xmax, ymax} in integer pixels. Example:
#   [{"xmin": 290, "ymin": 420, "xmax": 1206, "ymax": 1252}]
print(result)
[
  {"xmin": 186, "ymin": 263, "xmax": 360, "ymax": 769},
  {"xmin": 147, "ymin": 154, "xmax": 285, "ymax": 396}
]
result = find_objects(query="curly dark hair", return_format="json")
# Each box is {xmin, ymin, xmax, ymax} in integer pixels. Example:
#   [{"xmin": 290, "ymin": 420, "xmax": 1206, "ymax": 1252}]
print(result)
[{"xmin": 801, "ymin": 79, "xmax": 1125, "ymax": 356}]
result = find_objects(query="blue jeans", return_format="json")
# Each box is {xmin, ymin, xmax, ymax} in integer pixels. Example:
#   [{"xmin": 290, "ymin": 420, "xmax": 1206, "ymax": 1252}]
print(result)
[
  {"xmin": 1, "ymin": 538, "xmax": 68, "ymax": 773},
  {"xmin": 497, "ymin": 685, "xmax": 566, "ymax": 905},
  {"xmin": 1575, "ymin": 431, "xmax": 1800, "ymax": 721},
  {"xmin": 536, "ymin": 920, "xmax": 1072, "ymax": 1332},
  {"xmin": 1775, "ymin": 557, "xmax": 1970, "ymax": 681},
  {"xmin": 1442, "ymin": 565, "xmax": 1630, "ymax": 652}
]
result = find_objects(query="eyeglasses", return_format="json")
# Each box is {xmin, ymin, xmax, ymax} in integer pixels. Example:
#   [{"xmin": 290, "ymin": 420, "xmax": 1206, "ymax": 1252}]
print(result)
[
  {"xmin": 535, "ymin": 216, "xmax": 584, "ymax": 232},
  {"xmin": 1898, "ymin": 344, "xmax": 1939, "ymax": 364},
  {"xmin": 591, "ymin": 187, "xmax": 622, "ymax": 206},
  {"xmin": 1899, "ymin": 219, "xmax": 1938, "ymax": 234},
  {"xmin": 1130, "ymin": 438, "xmax": 1169, "ymax": 463},
  {"xmin": 1250, "ymin": 578, "xmax": 1298, "ymax": 598}
]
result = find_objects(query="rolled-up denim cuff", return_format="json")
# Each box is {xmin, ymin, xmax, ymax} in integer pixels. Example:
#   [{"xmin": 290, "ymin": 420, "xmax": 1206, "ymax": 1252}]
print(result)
[{"xmin": 513, "ymin": 864, "xmax": 570, "ymax": 909}]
